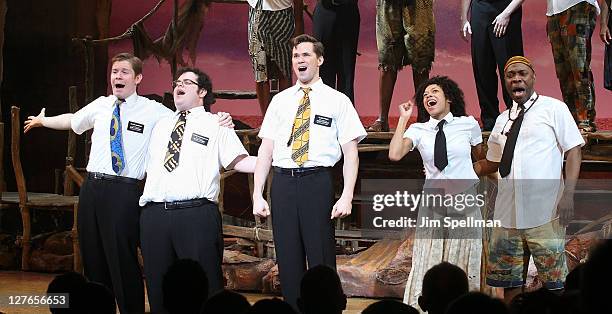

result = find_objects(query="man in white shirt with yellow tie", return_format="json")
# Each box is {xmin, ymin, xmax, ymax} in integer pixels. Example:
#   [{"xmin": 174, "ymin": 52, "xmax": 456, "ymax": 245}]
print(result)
[
  {"xmin": 138, "ymin": 67, "xmax": 256, "ymax": 314},
  {"xmin": 252, "ymin": 34, "xmax": 366, "ymax": 310}
]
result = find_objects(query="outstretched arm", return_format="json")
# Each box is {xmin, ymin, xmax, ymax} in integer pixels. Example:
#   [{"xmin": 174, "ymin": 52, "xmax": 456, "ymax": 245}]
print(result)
[
  {"xmin": 228, "ymin": 155, "xmax": 257, "ymax": 173},
  {"xmin": 23, "ymin": 108, "xmax": 73, "ymax": 133}
]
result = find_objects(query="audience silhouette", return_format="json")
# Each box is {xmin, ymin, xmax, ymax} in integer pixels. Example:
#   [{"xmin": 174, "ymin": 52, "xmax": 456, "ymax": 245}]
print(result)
[
  {"xmin": 418, "ymin": 262, "xmax": 469, "ymax": 314},
  {"xmin": 297, "ymin": 265, "xmax": 347, "ymax": 314},
  {"xmin": 363, "ymin": 299, "xmax": 419, "ymax": 314},
  {"xmin": 163, "ymin": 258, "xmax": 209, "ymax": 314},
  {"xmin": 40, "ymin": 240, "xmax": 612, "ymax": 314},
  {"xmin": 201, "ymin": 289, "xmax": 251, "ymax": 314},
  {"xmin": 247, "ymin": 298, "xmax": 296, "ymax": 314},
  {"xmin": 446, "ymin": 292, "xmax": 508, "ymax": 314}
]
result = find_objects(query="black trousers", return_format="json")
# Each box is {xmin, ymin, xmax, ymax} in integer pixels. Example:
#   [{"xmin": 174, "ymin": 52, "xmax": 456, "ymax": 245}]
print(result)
[
  {"xmin": 271, "ymin": 168, "xmax": 337, "ymax": 310},
  {"xmin": 78, "ymin": 177, "xmax": 144, "ymax": 314},
  {"xmin": 140, "ymin": 200, "xmax": 223, "ymax": 314},
  {"xmin": 470, "ymin": 0, "xmax": 523, "ymax": 130},
  {"xmin": 313, "ymin": 0, "xmax": 360, "ymax": 104}
]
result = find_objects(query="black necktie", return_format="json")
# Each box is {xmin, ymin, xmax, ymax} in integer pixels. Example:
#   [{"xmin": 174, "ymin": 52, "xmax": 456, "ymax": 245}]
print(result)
[
  {"xmin": 499, "ymin": 104, "xmax": 526, "ymax": 178},
  {"xmin": 434, "ymin": 120, "xmax": 448, "ymax": 171}
]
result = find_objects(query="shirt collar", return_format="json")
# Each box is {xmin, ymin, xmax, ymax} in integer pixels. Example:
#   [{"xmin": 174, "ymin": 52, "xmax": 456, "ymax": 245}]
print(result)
[
  {"xmin": 293, "ymin": 78, "xmax": 323, "ymax": 95},
  {"xmin": 114, "ymin": 92, "xmax": 138, "ymax": 106},
  {"xmin": 427, "ymin": 112, "xmax": 454, "ymax": 129},
  {"xmin": 511, "ymin": 91, "xmax": 538, "ymax": 111},
  {"xmin": 173, "ymin": 105, "xmax": 206, "ymax": 117}
]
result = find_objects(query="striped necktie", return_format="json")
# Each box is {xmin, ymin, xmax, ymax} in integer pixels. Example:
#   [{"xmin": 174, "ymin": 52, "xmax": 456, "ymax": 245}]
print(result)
[
  {"xmin": 290, "ymin": 87, "xmax": 311, "ymax": 167},
  {"xmin": 164, "ymin": 111, "xmax": 188, "ymax": 172},
  {"xmin": 110, "ymin": 98, "xmax": 125, "ymax": 174}
]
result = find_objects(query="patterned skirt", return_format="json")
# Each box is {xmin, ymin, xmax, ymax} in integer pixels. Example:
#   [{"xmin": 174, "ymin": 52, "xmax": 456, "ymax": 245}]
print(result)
[{"xmin": 248, "ymin": 0, "xmax": 295, "ymax": 82}]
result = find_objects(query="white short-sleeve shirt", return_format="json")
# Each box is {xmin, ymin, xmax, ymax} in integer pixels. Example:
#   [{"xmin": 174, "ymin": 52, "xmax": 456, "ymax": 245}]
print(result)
[
  {"xmin": 486, "ymin": 92, "xmax": 585, "ymax": 229},
  {"xmin": 70, "ymin": 92, "xmax": 173, "ymax": 180},
  {"xmin": 546, "ymin": 0, "xmax": 600, "ymax": 16},
  {"xmin": 404, "ymin": 113, "xmax": 482, "ymax": 181},
  {"xmin": 139, "ymin": 106, "xmax": 248, "ymax": 205},
  {"xmin": 247, "ymin": 0, "xmax": 293, "ymax": 11},
  {"xmin": 258, "ymin": 79, "xmax": 367, "ymax": 168}
]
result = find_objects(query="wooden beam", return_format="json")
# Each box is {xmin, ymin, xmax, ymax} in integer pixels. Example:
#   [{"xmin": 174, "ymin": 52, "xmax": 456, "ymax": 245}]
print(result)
[
  {"xmin": 64, "ymin": 86, "xmax": 79, "ymax": 196},
  {"xmin": 65, "ymin": 166, "xmax": 84, "ymax": 188},
  {"xmin": 222, "ymin": 223, "xmax": 400, "ymax": 242},
  {"xmin": 210, "ymin": 0, "xmax": 252, "ymax": 3},
  {"xmin": 214, "ymin": 90, "xmax": 257, "ymax": 100}
]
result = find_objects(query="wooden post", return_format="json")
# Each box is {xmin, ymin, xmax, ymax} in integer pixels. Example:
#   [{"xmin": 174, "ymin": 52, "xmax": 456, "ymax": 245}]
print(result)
[
  {"xmin": 171, "ymin": 0, "xmax": 179, "ymax": 78},
  {"xmin": 0, "ymin": 0, "xmax": 7, "ymax": 191},
  {"xmin": 84, "ymin": 38, "xmax": 94, "ymax": 161},
  {"xmin": 72, "ymin": 203, "xmax": 82, "ymax": 272},
  {"xmin": 0, "ymin": 122, "xmax": 5, "ymax": 192},
  {"xmin": 64, "ymin": 86, "xmax": 78, "ymax": 196}
]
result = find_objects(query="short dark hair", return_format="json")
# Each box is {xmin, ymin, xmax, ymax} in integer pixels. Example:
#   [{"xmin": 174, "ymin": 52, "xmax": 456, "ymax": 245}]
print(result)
[
  {"xmin": 446, "ymin": 292, "xmax": 508, "ymax": 314},
  {"xmin": 163, "ymin": 259, "xmax": 209, "ymax": 314},
  {"xmin": 291, "ymin": 34, "xmax": 324, "ymax": 58},
  {"xmin": 176, "ymin": 67, "xmax": 216, "ymax": 107},
  {"xmin": 298, "ymin": 265, "xmax": 346, "ymax": 314},
  {"xmin": 414, "ymin": 76, "xmax": 467, "ymax": 117},
  {"xmin": 111, "ymin": 53, "xmax": 143, "ymax": 76},
  {"xmin": 419, "ymin": 262, "xmax": 469, "ymax": 313},
  {"xmin": 202, "ymin": 290, "xmax": 251, "ymax": 314},
  {"xmin": 362, "ymin": 300, "xmax": 419, "ymax": 314}
]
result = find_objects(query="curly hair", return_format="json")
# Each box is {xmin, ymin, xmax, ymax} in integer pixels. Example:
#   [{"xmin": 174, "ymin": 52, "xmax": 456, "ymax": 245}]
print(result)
[
  {"xmin": 414, "ymin": 76, "xmax": 467, "ymax": 117},
  {"xmin": 176, "ymin": 67, "xmax": 216, "ymax": 107}
]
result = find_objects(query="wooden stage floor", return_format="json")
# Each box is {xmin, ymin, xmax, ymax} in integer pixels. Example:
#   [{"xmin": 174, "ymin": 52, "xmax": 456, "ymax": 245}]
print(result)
[{"xmin": 0, "ymin": 271, "xmax": 378, "ymax": 314}]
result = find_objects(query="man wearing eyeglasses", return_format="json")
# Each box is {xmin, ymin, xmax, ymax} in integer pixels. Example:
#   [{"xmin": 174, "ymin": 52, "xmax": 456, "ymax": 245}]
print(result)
[
  {"xmin": 138, "ymin": 67, "xmax": 256, "ymax": 314},
  {"xmin": 23, "ymin": 53, "xmax": 233, "ymax": 314}
]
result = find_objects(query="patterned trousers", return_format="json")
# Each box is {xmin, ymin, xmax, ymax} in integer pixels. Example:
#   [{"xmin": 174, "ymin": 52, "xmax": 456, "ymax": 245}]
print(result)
[{"xmin": 547, "ymin": 2, "xmax": 597, "ymax": 128}]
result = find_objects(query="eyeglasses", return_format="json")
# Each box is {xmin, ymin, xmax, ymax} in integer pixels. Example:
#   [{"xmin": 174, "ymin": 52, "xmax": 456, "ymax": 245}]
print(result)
[{"xmin": 172, "ymin": 79, "xmax": 200, "ymax": 88}]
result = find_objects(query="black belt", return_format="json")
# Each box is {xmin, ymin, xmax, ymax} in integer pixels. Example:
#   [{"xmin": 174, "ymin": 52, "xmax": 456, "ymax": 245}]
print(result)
[
  {"xmin": 273, "ymin": 166, "xmax": 329, "ymax": 177},
  {"xmin": 150, "ymin": 198, "xmax": 214, "ymax": 210},
  {"xmin": 87, "ymin": 172, "xmax": 141, "ymax": 184}
]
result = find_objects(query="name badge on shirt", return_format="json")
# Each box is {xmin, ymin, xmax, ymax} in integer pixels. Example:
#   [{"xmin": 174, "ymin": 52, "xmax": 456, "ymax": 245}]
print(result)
[
  {"xmin": 127, "ymin": 121, "xmax": 144, "ymax": 133},
  {"xmin": 191, "ymin": 133, "xmax": 209, "ymax": 146},
  {"xmin": 314, "ymin": 115, "xmax": 332, "ymax": 127}
]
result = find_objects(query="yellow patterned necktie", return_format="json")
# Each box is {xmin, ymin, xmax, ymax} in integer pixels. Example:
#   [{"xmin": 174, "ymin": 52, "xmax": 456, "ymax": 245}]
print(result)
[
  {"xmin": 164, "ymin": 111, "xmax": 188, "ymax": 172},
  {"xmin": 290, "ymin": 87, "xmax": 311, "ymax": 167}
]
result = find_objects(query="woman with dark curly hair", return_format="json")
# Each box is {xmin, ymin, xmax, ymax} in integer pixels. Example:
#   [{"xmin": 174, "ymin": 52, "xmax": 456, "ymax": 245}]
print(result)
[{"xmin": 389, "ymin": 76, "xmax": 486, "ymax": 312}]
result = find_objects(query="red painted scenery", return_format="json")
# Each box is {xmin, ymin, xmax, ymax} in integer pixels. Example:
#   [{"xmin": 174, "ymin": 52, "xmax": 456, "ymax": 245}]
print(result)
[{"xmin": 108, "ymin": 0, "xmax": 612, "ymax": 127}]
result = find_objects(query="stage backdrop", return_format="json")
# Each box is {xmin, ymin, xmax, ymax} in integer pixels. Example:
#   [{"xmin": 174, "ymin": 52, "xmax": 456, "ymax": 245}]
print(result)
[{"xmin": 108, "ymin": 0, "xmax": 612, "ymax": 124}]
